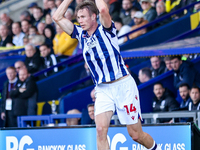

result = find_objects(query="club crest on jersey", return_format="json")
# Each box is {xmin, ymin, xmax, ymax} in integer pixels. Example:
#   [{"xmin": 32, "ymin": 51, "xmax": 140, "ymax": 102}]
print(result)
[
  {"xmin": 131, "ymin": 116, "xmax": 135, "ymax": 120},
  {"xmin": 135, "ymin": 95, "xmax": 138, "ymax": 100}
]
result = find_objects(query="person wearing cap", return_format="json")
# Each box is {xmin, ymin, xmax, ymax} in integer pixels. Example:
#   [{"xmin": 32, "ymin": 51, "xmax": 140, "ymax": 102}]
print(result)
[
  {"xmin": 113, "ymin": 16, "xmax": 131, "ymax": 45},
  {"xmin": 124, "ymin": 11, "xmax": 148, "ymax": 41},
  {"xmin": 27, "ymin": 2, "xmax": 38, "ymax": 24},
  {"xmin": 141, "ymin": 0, "xmax": 157, "ymax": 22}
]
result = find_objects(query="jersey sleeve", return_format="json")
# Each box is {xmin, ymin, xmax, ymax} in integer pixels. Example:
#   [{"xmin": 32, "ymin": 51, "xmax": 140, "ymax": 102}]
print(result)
[
  {"xmin": 102, "ymin": 21, "xmax": 117, "ymax": 37},
  {"xmin": 71, "ymin": 24, "xmax": 83, "ymax": 42}
]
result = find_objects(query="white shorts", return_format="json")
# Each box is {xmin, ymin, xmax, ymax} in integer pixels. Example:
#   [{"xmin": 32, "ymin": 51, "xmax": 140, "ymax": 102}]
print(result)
[{"xmin": 94, "ymin": 75, "xmax": 142, "ymax": 125}]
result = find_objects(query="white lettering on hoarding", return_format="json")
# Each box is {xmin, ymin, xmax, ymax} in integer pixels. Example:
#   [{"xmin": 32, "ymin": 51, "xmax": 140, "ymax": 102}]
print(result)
[
  {"xmin": 38, "ymin": 145, "xmax": 66, "ymax": 150},
  {"xmin": 6, "ymin": 135, "xmax": 34, "ymax": 150}
]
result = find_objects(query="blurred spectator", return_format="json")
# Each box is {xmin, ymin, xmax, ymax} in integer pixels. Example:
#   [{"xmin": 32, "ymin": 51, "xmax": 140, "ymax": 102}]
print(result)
[
  {"xmin": 150, "ymin": 56, "xmax": 166, "ymax": 78},
  {"xmin": 53, "ymin": 25, "xmax": 78, "ymax": 58},
  {"xmin": 141, "ymin": 0, "xmax": 157, "ymax": 22},
  {"xmin": 131, "ymin": 0, "xmax": 142, "ymax": 11},
  {"xmin": 21, "ymin": 20, "xmax": 31, "ymax": 36},
  {"xmin": 23, "ymin": 35, "xmax": 29, "ymax": 45},
  {"xmin": 48, "ymin": 0, "xmax": 57, "ymax": 11},
  {"xmin": 164, "ymin": 57, "xmax": 172, "ymax": 72},
  {"xmin": 64, "ymin": 8, "xmax": 75, "ymax": 22},
  {"xmin": 10, "ymin": 68, "xmax": 38, "ymax": 118},
  {"xmin": 152, "ymin": 82, "xmax": 179, "ymax": 123},
  {"xmin": 113, "ymin": 16, "xmax": 131, "ymax": 45},
  {"xmin": 124, "ymin": 11, "xmax": 148, "ymax": 41},
  {"xmin": 194, "ymin": 1, "xmax": 200, "ymax": 12},
  {"xmin": 0, "ymin": 13, "xmax": 13, "ymax": 35},
  {"xmin": 45, "ymin": 13, "xmax": 55, "ymax": 27},
  {"xmin": 43, "ymin": 24, "xmax": 56, "ymax": 48},
  {"xmin": 30, "ymin": 35, "xmax": 45, "ymax": 46},
  {"xmin": 188, "ymin": 86, "xmax": 200, "ymax": 111},
  {"xmin": 20, "ymin": 11, "xmax": 33, "ymax": 25},
  {"xmin": 90, "ymin": 88, "xmax": 96, "ymax": 102},
  {"xmin": 66, "ymin": 109, "xmax": 81, "ymax": 125},
  {"xmin": 0, "ymin": 24, "xmax": 12, "ymax": 46},
  {"xmin": 27, "ymin": 2, "xmax": 38, "ymax": 22},
  {"xmin": 12, "ymin": 22, "xmax": 25, "ymax": 46},
  {"xmin": 179, "ymin": 83, "xmax": 191, "ymax": 109},
  {"xmin": 128, "ymin": 7, "xmax": 140, "ymax": 26},
  {"xmin": 39, "ymin": 44, "xmax": 58, "ymax": 77},
  {"xmin": 55, "ymin": 0, "xmax": 63, "ymax": 8},
  {"xmin": 29, "ymin": 26, "xmax": 38, "ymax": 37},
  {"xmin": 14, "ymin": 61, "xmax": 26, "ymax": 74},
  {"xmin": 33, "ymin": 7, "xmax": 45, "ymax": 27},
  {"xmin": 170, "ymin": 56, "xmax": 200, "ymax": 89},
  {"xmin": 104, "ymin": 0, "xmax": 121, "ymax": 19},
  {"xmin": 120, "ymin": 0, "xmax": 133, "ymax": 25},
  {"xmin": 43, "ymin": 0, "xmax": 51, "ymax": 16},
  {"xmin": 1, "ymin": 67, "xmax": 18, "ymax": 127},
  {"xmin": 87, "ymin": 103, "xmax": 95, "ymax": 124},
  {"xmin": 138, "ymin": 67, "xmax": 152, "ymax": 84},
  {"xmin": 154, "ymin": 1, "xmax": 172, "ymax": 28},
  {"xmin": 24, "ymin": 43, "xmax": 43, "ymax": 74},
  {"xmin": 37, "ymin": 22, "xmax": 46, "ymax": 35}
]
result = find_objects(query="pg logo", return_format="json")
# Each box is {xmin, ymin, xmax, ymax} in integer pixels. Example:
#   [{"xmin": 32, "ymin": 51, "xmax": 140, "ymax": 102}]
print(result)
[{"xmin": 6, "ymin": 135, "xmax": 34, "ymax": 150}]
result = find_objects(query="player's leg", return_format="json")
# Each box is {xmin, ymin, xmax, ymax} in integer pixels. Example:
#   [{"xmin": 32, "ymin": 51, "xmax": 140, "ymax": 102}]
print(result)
[
  {"xmin": 95, "ymin": 111, "xmax": 113, "ymax": 150},
  {"xmin": 127, "ymin": 120, "xmax": 157, "ymax": 149}
]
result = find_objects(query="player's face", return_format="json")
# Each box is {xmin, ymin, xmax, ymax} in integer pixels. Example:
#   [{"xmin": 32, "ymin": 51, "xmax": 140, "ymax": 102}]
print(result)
[
  {"xmin": 190, "ymin": 88, "xmax": 200, "ymax": 104},
  {"xmin": 88, "ymin": 106, "xmax": 94, "ymax": 120},
  {"xmin": 77, "ymin": 8, "xmax": 93, "ymax": 31},
  {"xmin": 179, "ymin": 86, "xmax": 189, "ymax": 101}
]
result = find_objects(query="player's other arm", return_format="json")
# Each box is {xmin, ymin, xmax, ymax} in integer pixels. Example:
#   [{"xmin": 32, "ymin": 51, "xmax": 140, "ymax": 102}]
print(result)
[
  {"xmin": 52, "ymin": 0, "xmax": 74, "ymax": 35},
  {"xmin": 95, "ymin": 0, "xmax": 112, "ymax": 28}
]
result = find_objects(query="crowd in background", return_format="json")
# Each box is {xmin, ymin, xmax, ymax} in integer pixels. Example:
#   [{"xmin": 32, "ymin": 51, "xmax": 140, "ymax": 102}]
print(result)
[{"xmin": 0, "ymin": 0, "xmax": 200, "ymax": 127}]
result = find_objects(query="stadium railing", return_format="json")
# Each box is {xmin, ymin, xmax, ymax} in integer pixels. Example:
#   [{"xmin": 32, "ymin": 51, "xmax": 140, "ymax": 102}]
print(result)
[{"xmin": 17, "ymin": 111, "xmax": 200, "ymax": 128}]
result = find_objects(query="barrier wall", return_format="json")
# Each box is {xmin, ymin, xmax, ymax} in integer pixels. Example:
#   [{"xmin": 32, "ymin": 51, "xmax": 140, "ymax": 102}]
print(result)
[
  {"xmin": 0, "ymin": 124, "xmax": 191, "ymax": 150},
  {"xmin": 37, "ymin": 62, "xmax": 85, "ymax": 102}
]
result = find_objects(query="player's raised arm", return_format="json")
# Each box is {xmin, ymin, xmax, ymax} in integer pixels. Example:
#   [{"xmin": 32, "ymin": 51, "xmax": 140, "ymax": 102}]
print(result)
[
  {"xmin": 95, "ymin": 0, "xmax": 112, "ymax": 28},
  {"xmin": 52, "ymin": 0, "xmax": 74, "ymax": 35}
]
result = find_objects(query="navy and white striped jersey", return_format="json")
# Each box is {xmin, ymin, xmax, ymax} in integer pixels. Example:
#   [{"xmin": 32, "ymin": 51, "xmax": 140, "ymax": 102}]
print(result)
[{"xmin": 71, "ymin": 22, "xmax": 129, "ymax": 85}]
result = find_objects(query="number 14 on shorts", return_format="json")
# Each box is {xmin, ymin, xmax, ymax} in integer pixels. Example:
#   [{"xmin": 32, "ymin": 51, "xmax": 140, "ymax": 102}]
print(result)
[{"xmin": 124, "ymin": 104, "xmax": 137, "ymax": 115}]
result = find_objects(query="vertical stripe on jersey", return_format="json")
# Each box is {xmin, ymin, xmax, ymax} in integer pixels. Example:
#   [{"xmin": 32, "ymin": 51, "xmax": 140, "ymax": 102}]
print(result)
[
  {"xmin": 96, "ymin": 29, "xmax": 115, "ymax": 81},
  {"xmin": 85, "ymin": 51, "xmax": 99, "ymax": 85}
]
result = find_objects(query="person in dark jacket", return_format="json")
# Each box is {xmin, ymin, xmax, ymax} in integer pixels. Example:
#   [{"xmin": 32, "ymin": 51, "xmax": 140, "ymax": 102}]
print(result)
[
  {"xmin": 9, "ymin": 68, "xmax": 38, "ymax": 125},
  {"xmin": 43, "ymin": 24, "xmax": 56, "ymax": 48},
  {"xmin": 179, "ymin": 83, "xmax": 191, "ymax": 109},
  {"xmin": 170, "ymin": 56, "xmax": 200, "ymax": 89},
  {"xmin": 39, "ymin": 44, "xmax": 59, "ymax": 77},
  {"xmin": 154, "ymin": 1, "xmax": 172, "ymax": 29},
  {"xmin": 152, "ymin": 82, "xmax": 179, "ymax": 123},
  {"xmin": 141, "ymin": 0, "xmax": 157, "ymax": 23},
  {"xmin": 1, "ymin": 67, "xmax": 18, "ymax": 127},
  {"xmin": 24, "ymin": 43, "xmax": 43, "ymax": 74},
  {"xmin": 188, "ymin": 86, "xmax": 200, "ymax": 111},
  {"xmin": 150, "ymin": 56, "xmax": 166, "ymax": 78},
  {"xmin": 0, "ymin": 24, "xmax": 13, "ymax": 47}
]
